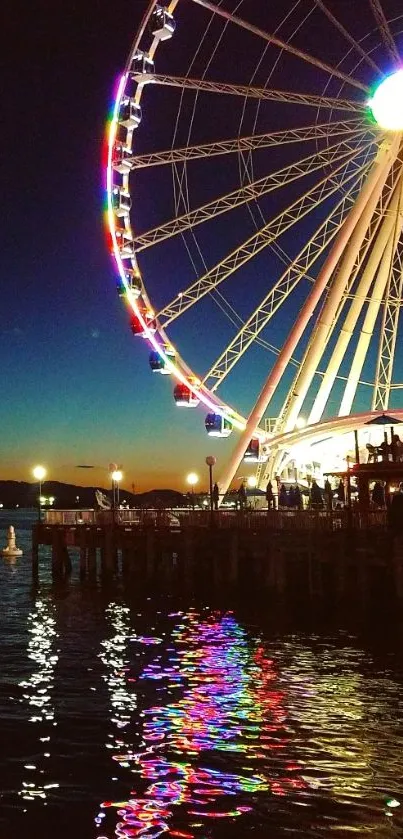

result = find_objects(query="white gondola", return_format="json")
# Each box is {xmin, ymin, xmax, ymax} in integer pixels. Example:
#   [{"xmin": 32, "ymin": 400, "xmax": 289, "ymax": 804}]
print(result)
[
  {"xmin": 124, "ymin": 269, "xmax": 142, "ymax": 298},
  {"xmin": 150, "ymin": 7, "xmax": 176, "ymax": 41},
  {"xmin": 115, "ymin": 228, "xmax": 135, "ymax": 258},
  {"xmin": 112, "ymin": 187, "xmax": 131, "ymax": 217},
  {"xmin": 131, "ymin": 50, "xmax": 155, "ymax": 79},
  {"xmin": 119, "ymin": 98, "xmax": 142, "ymax": 129},
  {"xmin": 112, "ymin": 141, "xmax": 132, "ymax": 174}
]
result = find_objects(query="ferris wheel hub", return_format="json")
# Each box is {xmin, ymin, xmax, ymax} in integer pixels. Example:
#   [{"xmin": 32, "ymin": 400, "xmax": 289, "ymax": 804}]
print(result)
[{"xmin": 370, "ymin": 69, "xmax": 403, "ymax": 130}]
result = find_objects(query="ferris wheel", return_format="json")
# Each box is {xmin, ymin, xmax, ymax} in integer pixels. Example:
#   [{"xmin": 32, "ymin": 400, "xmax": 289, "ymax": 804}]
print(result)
[{"xmin": 106, "ymin": 0, "xmax": 403, "ymax": 493}]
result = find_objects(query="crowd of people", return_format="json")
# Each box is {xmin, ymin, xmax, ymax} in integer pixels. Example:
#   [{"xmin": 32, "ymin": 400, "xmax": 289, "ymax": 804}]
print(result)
[{"xmin": 367, "ymin": 434, "xmax": 403, "ymax": 463}]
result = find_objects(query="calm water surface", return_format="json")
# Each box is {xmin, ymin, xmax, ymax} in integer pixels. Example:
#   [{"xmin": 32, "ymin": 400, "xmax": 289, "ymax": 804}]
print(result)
[{"xmin": 1, "ymin": 510, "xmax": 403, "ymax": 837}]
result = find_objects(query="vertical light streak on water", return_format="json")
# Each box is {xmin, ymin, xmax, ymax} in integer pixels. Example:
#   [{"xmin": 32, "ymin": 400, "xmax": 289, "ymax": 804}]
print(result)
[
  {"xmin": 96, "ymin": 602, "xmax": 138, "ymax": 833},
  {"xmin": 18, "ymin": 595, "xmax": 59, "ymax": 803},
  {"xmin": 101, "ymin": 610, "xmax": 304, "ymax": 838}
]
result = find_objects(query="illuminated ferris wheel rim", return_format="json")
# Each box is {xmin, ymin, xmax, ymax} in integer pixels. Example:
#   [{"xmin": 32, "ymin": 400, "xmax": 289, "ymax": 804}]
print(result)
[
  {"xmin": 106, "ymin": 0, "xmax": 250, "ymax": 434},
  {"xmin": 106, "ymin": 1, "xmax": 403, "ymax": 457}
]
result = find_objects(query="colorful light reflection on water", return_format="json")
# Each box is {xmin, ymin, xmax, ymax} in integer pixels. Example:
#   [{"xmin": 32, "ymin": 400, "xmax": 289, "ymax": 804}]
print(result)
[
  {"xmin": 99, "ymin": 610, "xmax": 305, "ymax": 838},
  {"xmin": 2, "ymin": 522, "xmax": 403, "ymax": 839}
]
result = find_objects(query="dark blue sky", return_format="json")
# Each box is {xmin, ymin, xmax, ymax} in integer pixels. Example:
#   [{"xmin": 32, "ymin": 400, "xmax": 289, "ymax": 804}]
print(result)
[{"xmin": 1, "ymin": 1, "xmax": 399, "ymax": 491}]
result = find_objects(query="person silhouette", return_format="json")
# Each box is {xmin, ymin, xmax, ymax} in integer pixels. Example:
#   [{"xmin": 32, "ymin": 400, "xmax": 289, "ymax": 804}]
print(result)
[
  {"xmin": 238, "ymin": 482, "xmax": 247, "ymax": 510},
  {"xmin": 265, "ymin": 480, "xmax": 274, "ymax": 509}
]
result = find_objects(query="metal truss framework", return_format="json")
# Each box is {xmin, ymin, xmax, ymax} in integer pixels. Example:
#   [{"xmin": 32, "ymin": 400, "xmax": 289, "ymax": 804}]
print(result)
[
  {"xmin": 127, "ymin": 119, "xmax": 366, "ymax": 170},
  {"xmin": 135, "ymin": 73, "xmax": 363, "ymax": 114},
  {"xmin": 208, "ymin": 151, "xmax": 401, "ymax": 400},
  {"xmin": 369, "ymin": 0, "xmax": 400, "ymax": 63},
  {"xmin": 373, "ymin": 238, "xmax": 403, "ymax": 410},
  {"xmin": 156, "ymin": 140, "xmax": 376, "ymax": 326},
  {"xmin": 202, "ymin": 158, "xmax": 373, "ymax": 391},
  {"xmin": 134, "ymin": 130, "xmax": 369, "ymax": 250}
]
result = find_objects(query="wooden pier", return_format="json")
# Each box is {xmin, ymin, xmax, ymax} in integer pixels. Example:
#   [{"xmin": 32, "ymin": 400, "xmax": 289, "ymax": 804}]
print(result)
[{"xmin": 31, "ymin": 508, "xmax": 403, "ymax": 602}]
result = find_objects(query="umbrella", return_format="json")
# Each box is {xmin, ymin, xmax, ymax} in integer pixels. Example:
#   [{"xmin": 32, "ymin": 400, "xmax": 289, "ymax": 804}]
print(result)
[{"xmin": 364, "ymin": 413, "xmax": 403, "ymax": 426}]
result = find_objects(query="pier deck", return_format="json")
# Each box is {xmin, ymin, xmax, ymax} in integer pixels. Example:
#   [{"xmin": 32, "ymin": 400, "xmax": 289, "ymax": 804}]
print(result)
[{"xmin": 31, "ymin": 508, "xmax": 403, "ymax": 602}]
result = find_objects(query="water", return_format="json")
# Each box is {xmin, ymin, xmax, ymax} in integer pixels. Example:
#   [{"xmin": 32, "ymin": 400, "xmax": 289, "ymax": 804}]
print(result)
[{"xmin": 2, "ymin": 511, "xmax": 403, "ymax": 838}]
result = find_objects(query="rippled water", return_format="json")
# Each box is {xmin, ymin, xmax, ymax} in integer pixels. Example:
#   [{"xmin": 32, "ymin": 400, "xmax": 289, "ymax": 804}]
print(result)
[{"xmin": 2, "ymin": 510, "xmax": 403, "ymax": 838}]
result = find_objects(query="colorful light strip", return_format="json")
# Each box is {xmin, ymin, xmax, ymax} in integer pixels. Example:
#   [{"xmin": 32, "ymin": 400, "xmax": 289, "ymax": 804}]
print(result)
[{"xmin": 104, "ymin": 74, "xmax": 265, "ymax": 437}]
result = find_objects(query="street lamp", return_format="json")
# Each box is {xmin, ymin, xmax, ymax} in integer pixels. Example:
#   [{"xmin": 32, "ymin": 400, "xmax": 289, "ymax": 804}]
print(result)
[
  {"xmin": 111, "ymin": 469, "xmax": 123, "ymax": 510},
  {"xmin": 33, "ymin": 465, "xmax": 47, "ymax": 521},
  {"xmin": 186, "ymin": 472, "xmax": 199, "ymax": 510},
  {"xmin": 205, "ymin": 456, "xmax": 216, "ymax": 520}
]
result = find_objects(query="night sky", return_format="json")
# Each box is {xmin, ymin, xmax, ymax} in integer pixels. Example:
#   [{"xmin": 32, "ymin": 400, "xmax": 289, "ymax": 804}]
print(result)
[{"xmin": 1, "ymin": 1, "xmax": 401, "ymax": 492}]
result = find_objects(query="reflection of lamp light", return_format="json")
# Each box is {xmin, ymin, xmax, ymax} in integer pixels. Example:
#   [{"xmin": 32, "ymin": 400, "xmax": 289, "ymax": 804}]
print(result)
[
  {"xmin": 295, "ymin": 416, "xmax": 306, "ymax": 430},
  {"xmin": 33, "ymin": 465, "xmax": 47, "ymax": 521}
]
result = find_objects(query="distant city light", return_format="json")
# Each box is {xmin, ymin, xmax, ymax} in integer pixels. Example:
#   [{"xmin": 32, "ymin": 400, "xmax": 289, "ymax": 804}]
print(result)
[{"xmin": 369, "ymin": 70, "xmax": 403, "ymax": 130}]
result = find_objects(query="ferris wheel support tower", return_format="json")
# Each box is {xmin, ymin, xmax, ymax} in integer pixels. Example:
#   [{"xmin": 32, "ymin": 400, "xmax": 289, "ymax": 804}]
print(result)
[{"xmin": 218, "ymin": 135, "xmax": 401, "ymax": 498}]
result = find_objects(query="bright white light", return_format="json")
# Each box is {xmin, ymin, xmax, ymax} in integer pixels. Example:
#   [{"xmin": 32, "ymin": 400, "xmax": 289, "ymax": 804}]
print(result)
[
  {"xmin": 247, "ymin": 475, "xmax": 257, "ymax": 488},
  {"xmin": 33, "ymin": 465, "xmax": 46, "ymax": 481},
  {"xmin": 111, "ymin": 470, "xmax": 123, "ymax": 483},
  {"xmin": 295, "ymin": 416, "xmax": 306, "ymax": 430},
  {"xmin": 369, "ymin": 70, "xmax": 403, "ymax": 130},
  {"xmin": 186, "ymin": 472, "xmax": 199, "ymax": 487}
]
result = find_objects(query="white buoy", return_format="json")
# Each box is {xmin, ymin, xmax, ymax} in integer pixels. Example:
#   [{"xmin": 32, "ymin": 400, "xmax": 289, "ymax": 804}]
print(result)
[{"xmin": 2, "ymin": 525, "xmax": 23, "ymax": 557}]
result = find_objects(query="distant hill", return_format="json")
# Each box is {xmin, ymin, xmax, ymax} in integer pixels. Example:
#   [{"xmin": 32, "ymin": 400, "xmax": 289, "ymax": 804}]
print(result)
[{"xmin": 0, "ymin": 480, "xmax": 187, "ymax": 510}]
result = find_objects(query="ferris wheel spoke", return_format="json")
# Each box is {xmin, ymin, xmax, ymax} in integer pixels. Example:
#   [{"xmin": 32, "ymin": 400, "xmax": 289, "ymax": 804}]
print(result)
[
  {"xmin": 127, "ymin": 119, "xmax": 365, "ymax": 170},
  {"xmin": 202, "ymin": 159, "xmax": 372, "ymax": 392},
  {"xmin": 368, "ymin": 0, "xmax": 400, "ymax": 64},
  {"xmin": 136, "ymin": 74, "xmax": 364, "ymax": 113},
  {"xmin": 188, "ymin": 0, "xmax": 369, "ymax": 93},
  {"xmin": 135, "ymin": 131, "xmax": 369, "ymax": 251},
  {"xmin": 312, "ymin": 0, "xmax": 382, "ymax": 75},
  {"xmin": 156, "ymin": 140, "xmax": 376, "ymax": 328}
]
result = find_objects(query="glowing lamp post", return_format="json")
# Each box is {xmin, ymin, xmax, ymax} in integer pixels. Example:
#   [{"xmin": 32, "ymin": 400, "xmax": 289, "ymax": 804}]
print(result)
[
  {"xmin": 111, "ymin": 469, "xmax": 123, "ymax": 512},
  {"xmin": 205, "ymin": 456, "xmax": 216, "ymax": 519},
  {"xmin": 33, "ymin": 465, "xmax": 47, "ymax": 521},
  {"xmin": 186, "ymin": 472, "xmax": 199, "ymax": 510}
]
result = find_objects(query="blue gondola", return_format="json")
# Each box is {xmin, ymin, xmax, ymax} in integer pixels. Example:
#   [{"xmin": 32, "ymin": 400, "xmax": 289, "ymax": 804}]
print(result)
[{"xmin": 205, "ymin": 413, "xmax": 233, "ymax": 437}]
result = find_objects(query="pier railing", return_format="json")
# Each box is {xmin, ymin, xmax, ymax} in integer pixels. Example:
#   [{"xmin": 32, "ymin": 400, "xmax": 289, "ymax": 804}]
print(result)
[{"xmin": 43, "ymin": 508, "xmax": 388, "ymax": 530}]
